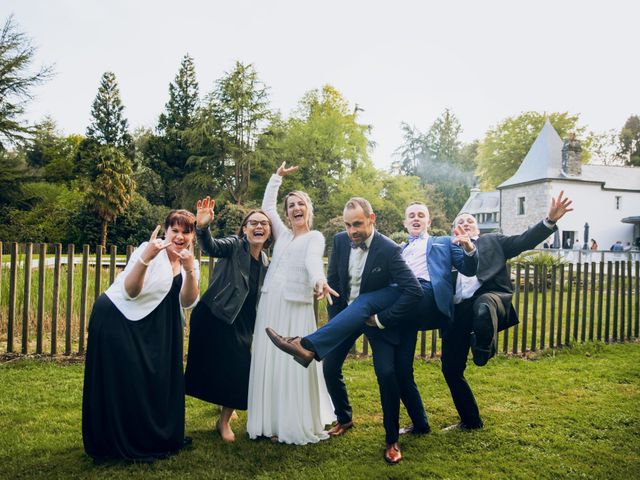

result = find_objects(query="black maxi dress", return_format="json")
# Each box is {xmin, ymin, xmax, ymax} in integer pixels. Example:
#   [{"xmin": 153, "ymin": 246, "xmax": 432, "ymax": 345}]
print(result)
[
  {"xmin": 82, "ymin": 275, "xmax": 186, "ymax": 462},
  {"xmin": 184, "ymin": 256, "xmax": 261, "ymax": 410}
]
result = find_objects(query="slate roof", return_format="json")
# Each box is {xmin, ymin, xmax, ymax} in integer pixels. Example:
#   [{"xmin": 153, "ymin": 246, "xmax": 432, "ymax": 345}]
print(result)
[
  {"xmin": 460, "ymin": 189, "xmax": 500, "ymax": 214},
  {"xmin": 497, "ymin": 119, "xmax": 640, "ymax": 191}
]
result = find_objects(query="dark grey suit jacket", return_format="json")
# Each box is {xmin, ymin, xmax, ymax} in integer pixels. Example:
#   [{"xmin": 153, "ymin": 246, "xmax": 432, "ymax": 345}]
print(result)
[{"xmin": 473, "ymin": 220, "xmax": 556, "ymax": 329}]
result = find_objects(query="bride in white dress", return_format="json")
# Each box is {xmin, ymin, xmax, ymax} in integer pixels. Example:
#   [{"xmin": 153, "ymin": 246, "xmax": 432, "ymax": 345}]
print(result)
[{"xmin": 247, "ymin": 162, "xmax": 336, "ymax": 445}]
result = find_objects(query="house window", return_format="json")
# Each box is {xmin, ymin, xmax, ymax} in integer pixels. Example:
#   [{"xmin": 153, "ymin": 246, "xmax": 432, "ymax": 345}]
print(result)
[
  {"xmin": 517, "ymin": 197, "xmax": 526, "ymax": 215},
  {"xmin": 615, "ymin": 196, "xmax": 622, "ymax": 210}
]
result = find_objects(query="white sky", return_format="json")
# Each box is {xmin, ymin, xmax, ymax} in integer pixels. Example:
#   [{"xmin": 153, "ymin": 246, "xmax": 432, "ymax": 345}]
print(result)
[{"xmin": 2, "ymin": 0, "xmax": 638, "ymax": 169}]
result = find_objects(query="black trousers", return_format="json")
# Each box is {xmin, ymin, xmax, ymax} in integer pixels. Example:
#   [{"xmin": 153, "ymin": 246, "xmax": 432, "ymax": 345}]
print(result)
[{"xmin": 440, "ymin": 292, "xmax": 505, "ymax": 428}]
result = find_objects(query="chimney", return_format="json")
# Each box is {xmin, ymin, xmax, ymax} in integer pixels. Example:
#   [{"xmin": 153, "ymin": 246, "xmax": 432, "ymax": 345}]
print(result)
[{"xmin": 561, "ymin": 133, "xmax": 582, "ymax": 176}]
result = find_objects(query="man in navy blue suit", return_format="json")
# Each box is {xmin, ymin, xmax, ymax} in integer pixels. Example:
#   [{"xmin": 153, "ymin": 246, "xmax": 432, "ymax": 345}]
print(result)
[{"xmin": 267, "ymin": 199, "xmax": 477, "ymax": 463}]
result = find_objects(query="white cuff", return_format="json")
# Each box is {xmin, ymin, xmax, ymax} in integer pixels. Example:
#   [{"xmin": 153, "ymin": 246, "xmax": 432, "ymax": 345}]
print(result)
[{"xmin": 374, "ymin": 314, "xmax": 385, "ymax": 330}]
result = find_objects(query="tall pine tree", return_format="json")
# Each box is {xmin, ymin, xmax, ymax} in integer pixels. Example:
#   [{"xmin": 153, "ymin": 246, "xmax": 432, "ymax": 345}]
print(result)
[
  {"xmin": 158, "ymin": 54, "xmax": 199, "ymax": 132},
  {"xmin": 86, "ymin": 72, "xmax": 131, "ymax": 150},
  {"xmin": 0, "ymin": 15, "xmax": 53, "ymax": 149}
]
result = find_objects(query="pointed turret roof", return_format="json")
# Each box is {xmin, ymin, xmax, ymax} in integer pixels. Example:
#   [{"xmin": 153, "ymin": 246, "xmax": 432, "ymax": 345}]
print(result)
[{"xmin": 498, "ymin": 119, "xmax": 564, "ymax": 188}]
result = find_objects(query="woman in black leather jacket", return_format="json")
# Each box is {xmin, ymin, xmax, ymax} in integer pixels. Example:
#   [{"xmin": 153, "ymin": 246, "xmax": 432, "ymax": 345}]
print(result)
[{"xmin": 184, "ymin": 196, "xmax": 271, "ymax": 442}]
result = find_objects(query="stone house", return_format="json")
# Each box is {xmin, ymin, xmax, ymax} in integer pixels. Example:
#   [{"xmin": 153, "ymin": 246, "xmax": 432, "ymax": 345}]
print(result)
[{"xmin": 461, "ymin": 120, "xmax": 640, "ymax": 249}]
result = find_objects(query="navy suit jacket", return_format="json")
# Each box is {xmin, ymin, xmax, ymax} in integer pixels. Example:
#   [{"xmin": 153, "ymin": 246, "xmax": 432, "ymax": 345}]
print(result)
[
  {"xmin": 410, "ymin": 235, "xmax": 478, "ymax": 322},
  {"xmin": 326, "ymin": 231, "xmax": 423, "ymax": 334}
]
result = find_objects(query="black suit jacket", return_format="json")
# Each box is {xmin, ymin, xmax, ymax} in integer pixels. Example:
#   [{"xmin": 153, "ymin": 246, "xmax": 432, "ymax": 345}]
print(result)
[
  {"xmin": 472, "ymin": 220, "xmax": 555, "ymax": 328},
  {"xmin": 326, "ymin": 230, "xmax": 423, "ymax": 338}
]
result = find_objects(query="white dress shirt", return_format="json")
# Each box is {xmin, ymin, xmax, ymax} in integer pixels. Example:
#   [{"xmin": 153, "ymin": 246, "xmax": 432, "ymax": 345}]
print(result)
[
  {"xmin": 401, "ymin": 235, "xmax": 430, "ymax": 281},
  {"xmin": 348, "ymin": 230, "xmax": 375, "ymax": 304}
]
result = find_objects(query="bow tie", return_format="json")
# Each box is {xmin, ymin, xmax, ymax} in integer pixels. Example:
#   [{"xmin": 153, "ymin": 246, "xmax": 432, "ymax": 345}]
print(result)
[
  {"xmin": 407, "ymin": 234, "xmax": 426, "ymax": 244},
  {"xmin": 350, "ymin": 241, "xmax": 368, "ymax": 251}
]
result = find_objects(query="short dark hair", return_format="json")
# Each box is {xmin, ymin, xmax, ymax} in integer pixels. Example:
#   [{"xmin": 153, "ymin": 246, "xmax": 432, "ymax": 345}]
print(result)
[{"xmin": 164, "ymin": 209, "xmax": 196, "ymax": 234}]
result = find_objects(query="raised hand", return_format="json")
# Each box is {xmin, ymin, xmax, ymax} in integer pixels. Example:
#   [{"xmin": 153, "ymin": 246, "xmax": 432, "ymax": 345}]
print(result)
[
  {"xmin": 314, "ymin": 280, "xmax": 339, "ymax": 306},
  {"xmin": 196, "ymin": 196, "xmax": 215, "ymax": 228},
  {"xmin": 548, "ymin": 190, "xmax": 573, "ymax": 222},
  {"xmin": 451, "ymin": 225, "xmax": 476, "ymax": 253},
  {"xmin": 140, "ymin": 225, "xmax": 172, "ymax": 263},
  {"xmin": 276, "ymin": 161, "xmax": 299, "ymax": 177}
]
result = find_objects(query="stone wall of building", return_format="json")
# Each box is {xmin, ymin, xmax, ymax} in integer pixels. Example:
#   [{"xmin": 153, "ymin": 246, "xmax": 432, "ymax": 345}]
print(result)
[
  {"xmin": 500, "ymin": 180, "xmax": 639, "ymax": 249},
  {"xmin": 500, "ymin": 182, "xmax": 552, "ymax": 235}
]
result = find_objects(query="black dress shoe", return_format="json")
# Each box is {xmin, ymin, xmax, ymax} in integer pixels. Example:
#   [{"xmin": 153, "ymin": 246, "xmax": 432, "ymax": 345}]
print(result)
[
  {"xmin": 399, "ymin": 424, "xmax": 431, "ymax": 435},
  {"xmin": 471, "ymin": 303, "xmax": 497, "ymax": 366},
  {"xmin": 443, "ymin": 421, "xmax": 483, "ymax": 431}
]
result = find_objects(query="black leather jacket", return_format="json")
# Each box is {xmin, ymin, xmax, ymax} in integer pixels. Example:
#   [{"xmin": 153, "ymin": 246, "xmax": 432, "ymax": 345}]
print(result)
[{"xmin": 196, "ymin": 228, "xmax": 268, "ymax": 324}]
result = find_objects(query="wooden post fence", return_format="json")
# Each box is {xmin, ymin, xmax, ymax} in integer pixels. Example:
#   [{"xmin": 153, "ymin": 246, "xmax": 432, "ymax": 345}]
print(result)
[{"xmin": 0, "ymin": 249, "xmax": 638, "ymax": 358}]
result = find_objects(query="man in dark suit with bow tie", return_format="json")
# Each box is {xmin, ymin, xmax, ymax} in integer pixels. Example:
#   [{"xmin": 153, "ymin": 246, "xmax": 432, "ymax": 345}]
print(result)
[
  {"xmin": 442, "ymin": 191, "xmax": 573, "ymax": 431},
  {"xmin": 267, "ymin": 199, "xmax": 477, "ymax": 463}
]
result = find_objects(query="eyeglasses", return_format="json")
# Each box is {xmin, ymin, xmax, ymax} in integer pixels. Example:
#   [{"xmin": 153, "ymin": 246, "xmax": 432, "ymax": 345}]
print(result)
[{"xmin": 247, "ymin": 220, "xmax": 270, "ymax": 227}]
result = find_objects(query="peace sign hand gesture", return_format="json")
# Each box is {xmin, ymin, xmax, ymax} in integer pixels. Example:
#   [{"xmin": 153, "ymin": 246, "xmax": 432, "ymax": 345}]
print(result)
[
  {"xmin": 140, "ymin": 225, "xmax": 171, "ymax": 264},
  {"xmin": 276, "ymin": 161, "xmax": 299, "ymax": 177},
  {"xmin": 196, "ymin": 196, "xmax": 215, "ymax": 228}
]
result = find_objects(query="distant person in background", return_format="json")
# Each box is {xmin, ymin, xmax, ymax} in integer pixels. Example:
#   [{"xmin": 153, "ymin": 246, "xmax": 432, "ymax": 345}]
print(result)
[
  {"xmin": 623, "ymin": 242, "xmax": 632, "ymax": 251},
  {"xmin": 573, "ymin": 239, "xmax": 581, "ymax": 250},
  {"xmin": 564, "ymin": 238, "xmax": 572, "ymax": 249},
  {"xmin": 590, "ymin": 239, "xmax": 598, "ymax": 250},
  {"xmin": 611, "ymin": 241, "xmax": 624, "ymax": 252}
]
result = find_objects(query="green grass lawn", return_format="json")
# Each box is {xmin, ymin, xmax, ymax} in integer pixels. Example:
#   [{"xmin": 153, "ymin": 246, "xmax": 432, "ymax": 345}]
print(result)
[{"xmin": 1, "ymin": 342, "xmax": 639, "ymax": 479}]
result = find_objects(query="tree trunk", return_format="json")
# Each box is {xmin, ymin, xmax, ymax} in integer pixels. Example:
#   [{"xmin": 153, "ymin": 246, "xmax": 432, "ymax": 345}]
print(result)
[{"xmin": 101, "ymin": 219, "xmax": 108, "ymax": 248}]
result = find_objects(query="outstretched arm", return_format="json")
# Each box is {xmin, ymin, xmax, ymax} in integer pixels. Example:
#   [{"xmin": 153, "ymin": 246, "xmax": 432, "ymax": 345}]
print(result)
[
  {"xmin": 500, "ymin": 191, "xmax": 574, "ymax": 258},
  {"xmin": 262, "ymin": 162, "xmax": 299, "ymax": 241},
  {"xmin": 194, "ymin": 196, "xmax": 237, "ymax": 258}
]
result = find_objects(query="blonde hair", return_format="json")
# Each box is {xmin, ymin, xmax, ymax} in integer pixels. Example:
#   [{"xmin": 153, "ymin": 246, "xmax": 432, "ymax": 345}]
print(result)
[
  {"xmin": 405, "ymin": 201, "xmax": 429, "ymax": 217},
  {"xmin": 283, "ymin": 190, "xmax": 314, "ymax": 229}
]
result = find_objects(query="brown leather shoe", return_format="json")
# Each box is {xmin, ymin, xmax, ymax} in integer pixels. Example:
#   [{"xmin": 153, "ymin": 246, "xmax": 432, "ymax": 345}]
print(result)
[
  {"xmin": 327, "ymin": 420, "xmax": 354, "ymax": 437},
  {"xmin": 384, "ymin": 442, "xmax": 402, "ymax": 464},
  {"xmin": 265, "ymin": 328, "xmax": 315, "ymax": 367}
]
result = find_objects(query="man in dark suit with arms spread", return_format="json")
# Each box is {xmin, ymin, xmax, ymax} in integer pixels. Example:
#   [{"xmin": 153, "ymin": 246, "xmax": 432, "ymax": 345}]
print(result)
[{"xmin": 442, "ymin": 190, "xmax": 573, "ymax": 431}]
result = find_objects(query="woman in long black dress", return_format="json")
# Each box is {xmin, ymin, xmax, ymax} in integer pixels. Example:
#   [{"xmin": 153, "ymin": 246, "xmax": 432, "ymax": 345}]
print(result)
[
  {"xmin": 184, "ymin": 197, "xmax": 271, "ymax": 442},
  {"xmin": 82, "ymin": 210, "xmax": 199, "ymax": 463}
]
